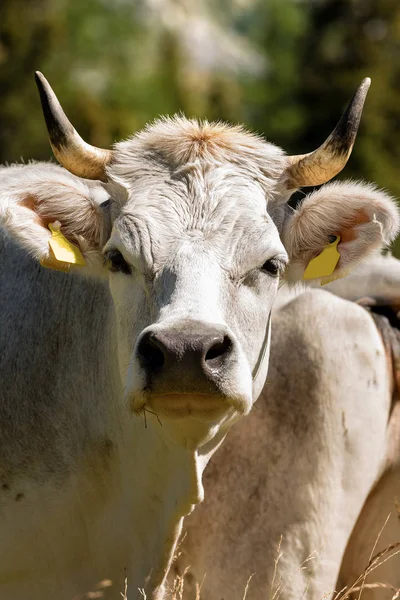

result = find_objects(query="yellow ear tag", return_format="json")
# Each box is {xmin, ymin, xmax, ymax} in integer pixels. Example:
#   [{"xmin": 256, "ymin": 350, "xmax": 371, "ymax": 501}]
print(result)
[
  {"xmin": 40, "ymin": 222, "xmax": 86, "ymax": 272},
  {"xmin": 303, "ymin": 236, "xmax": 341, "ymax": 281}
]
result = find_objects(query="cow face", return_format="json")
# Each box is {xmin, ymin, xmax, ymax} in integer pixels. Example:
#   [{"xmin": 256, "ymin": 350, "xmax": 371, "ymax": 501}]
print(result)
[
  {"xmin": 0, "ymin": 74, "xmax": 399, "ymax": 448},
  {"xmin": 103, "ymin": 125, "xmax": 288, "ymax": 429}
]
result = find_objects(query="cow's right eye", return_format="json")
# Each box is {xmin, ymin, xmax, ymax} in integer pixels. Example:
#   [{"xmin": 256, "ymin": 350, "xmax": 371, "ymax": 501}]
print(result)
[
  {"xmin": 104, "ymin": 250, "xmax": 131, "ymax": 274},
  {"xmin": 261, "ymin": 258, "xmax": 284, "ymax": 277}
]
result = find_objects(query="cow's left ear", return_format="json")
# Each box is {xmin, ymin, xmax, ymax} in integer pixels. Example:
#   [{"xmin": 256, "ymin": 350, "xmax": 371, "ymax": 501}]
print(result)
[
  {"xmin": 282, "ymin": 181, "xmax": 400, "ymax": 283},
  {"xmin": 0, "ymin": 163, "xmax": 111, "ymax": 276}
]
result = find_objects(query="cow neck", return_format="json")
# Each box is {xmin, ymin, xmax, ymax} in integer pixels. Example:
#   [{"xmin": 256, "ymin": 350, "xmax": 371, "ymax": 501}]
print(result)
[{"xmin": 124, "ymin": 413, "xmax": 231, "ymax": 595}]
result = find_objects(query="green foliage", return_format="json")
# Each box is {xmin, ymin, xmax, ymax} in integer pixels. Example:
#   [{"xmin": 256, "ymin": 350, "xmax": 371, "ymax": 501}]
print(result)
[{"xmin": 241, "ymin": 0, "xmax": 309, "ymax": 148}]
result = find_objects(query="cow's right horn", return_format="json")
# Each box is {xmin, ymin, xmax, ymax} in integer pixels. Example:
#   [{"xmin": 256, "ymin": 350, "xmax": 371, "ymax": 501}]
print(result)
[
  {"xmin": 35, "ymin": 72, "xmax": 112, "ymax": 182},
  {"xmin": 284, "ymin": 78, "xmax": 371, "ymax": 190}
]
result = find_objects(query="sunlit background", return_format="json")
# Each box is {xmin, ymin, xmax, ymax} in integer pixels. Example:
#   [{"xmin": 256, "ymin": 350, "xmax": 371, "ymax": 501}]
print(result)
[{"xmin": 1, "ymin": 0, "xmax": 399, "ymax": 253}]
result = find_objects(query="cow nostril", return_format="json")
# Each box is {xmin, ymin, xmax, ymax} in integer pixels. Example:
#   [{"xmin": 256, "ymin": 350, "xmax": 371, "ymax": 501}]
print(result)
[
  {"xmin": 205, "ymin": 336, "xmax": 233, "ymax": 365},
  {"xmin": 137, "ymin": 335, "xmax": 165, "ymax": 372}
]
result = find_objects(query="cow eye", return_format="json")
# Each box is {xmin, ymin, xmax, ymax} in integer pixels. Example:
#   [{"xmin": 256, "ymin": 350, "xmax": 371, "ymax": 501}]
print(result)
[
  {"xmin": 261, "ymin": 258, "xmax": 282, "ymax": 277},
  {"xmin": 104, "ymin": 249, "xmax": 131, "ymax": 274}
]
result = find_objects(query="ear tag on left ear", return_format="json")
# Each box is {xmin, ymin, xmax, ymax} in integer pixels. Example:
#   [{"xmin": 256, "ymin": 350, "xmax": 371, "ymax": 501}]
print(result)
[
  {"xmin": 303, "ymin": 236, "xmax": 340, "ymax": 281},
  {"xmin": 40, "ymin": 222, "xmax": 86, "ymax": 271},
  {"xmin": 48, "ymin": 222, "xmax": 86, "ymax": 266}
]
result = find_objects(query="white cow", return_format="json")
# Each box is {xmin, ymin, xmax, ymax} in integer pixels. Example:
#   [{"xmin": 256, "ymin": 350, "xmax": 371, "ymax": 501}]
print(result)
[
  {"xmin": 168, "ymin": 256, "xmax": 400, "ymax": 600},
  {"xmin": 0, "ymin": 74, "xmax": 398, "ymax": 600}
]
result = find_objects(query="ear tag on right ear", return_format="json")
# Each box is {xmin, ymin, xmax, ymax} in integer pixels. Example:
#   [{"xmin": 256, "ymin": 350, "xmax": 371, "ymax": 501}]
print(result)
[
  {"xmin": 303, "ymin": 236, "xmax": 341, "ymax": 280},
  {"xmin": 40, "ymin": 222, "xmax": 86, "ymax": 272}
]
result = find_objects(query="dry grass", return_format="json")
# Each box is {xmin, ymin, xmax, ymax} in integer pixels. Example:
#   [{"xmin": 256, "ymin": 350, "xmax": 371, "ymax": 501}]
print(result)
[
  {"xmin": 169, "ymin": 567, "xmax": 202, "ymax": 600},
  {"xmin": 121, "ymin": 576, "xmax": 128, "ymax": 599},
  {"xmin": 334, "ymin": 542, "xmax": 400, "ymax": 600},
  {"xmin": 159, "ymin": 517, "xmax": 400, "ymax": 600},
  {"xmin": 69, "ymin": 514, "xmax": 400, "ymax": 600},
  {"xmin": 115, "ymin": 512, "xmax": 400, "ymax": 600},
  {"xmin": 267, "ymin": 534, "xmax": 319, "ymax": 600},
  {"xmin": 334, "ymin": 514, "xmax": 400, "ymax": 600}
]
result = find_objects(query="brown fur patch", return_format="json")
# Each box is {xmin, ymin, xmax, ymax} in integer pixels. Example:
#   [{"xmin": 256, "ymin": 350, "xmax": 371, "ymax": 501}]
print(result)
[
  {"xmin": 20, "ymin": 186, "xmax": 103, "ymax": 248},
  {"xmin": 19, "ymin": 195, "xmax": 45, "ymax": 227},
  {"xmin": 185, "ymin": 123, "xmax": 250, "ymax": 153},
  {"xmin": 338, "ymin": 209, "xmax": 370, "ymax": 243},
  {"xmin": 132, "ymin": 117, "xmax": 278, "ymax": 169},
  {"xmin": 19, "ymin": 195, "xmax": 36, "ymax": 212}
]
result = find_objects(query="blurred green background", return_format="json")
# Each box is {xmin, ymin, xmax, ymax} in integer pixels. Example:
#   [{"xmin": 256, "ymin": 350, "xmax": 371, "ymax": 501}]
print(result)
[{"xmin": 1, "ymin": 0, "xmax": 399, "ymax": 254}]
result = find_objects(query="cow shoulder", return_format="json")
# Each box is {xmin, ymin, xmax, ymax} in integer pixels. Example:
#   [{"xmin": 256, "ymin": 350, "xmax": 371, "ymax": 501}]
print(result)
[
  {"xmin": 0, "ymin": 227, "xmax": 118, "ymax": 486},
  {"xmin": 266, "ymin": 288, "xmax": 390, "ymax": 430}
]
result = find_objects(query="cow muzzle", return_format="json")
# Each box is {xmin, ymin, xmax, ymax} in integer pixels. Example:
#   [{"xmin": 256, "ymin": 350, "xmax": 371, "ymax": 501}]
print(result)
[{"xmin": 134, "ymin": 319, "xmax": 246, "ymax": 419}]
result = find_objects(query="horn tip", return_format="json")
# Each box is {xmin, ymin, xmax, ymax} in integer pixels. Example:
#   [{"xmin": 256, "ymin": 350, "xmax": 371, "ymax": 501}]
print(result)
[
  {"xmin": 351, "ymin": 77, "xmax": 371, "ymax": 114},
  {"xmin": 34, "ymin": 71, "xmax": 74, "ymax": 153},
  {"xmin": 34, "ymin": 71, "xmax": 47, "ymax": 88},
  {"xmin": 35, "ymin": 72, "xmax": 54, "ymax": 104},
  {"xmin": 34, "ymin": 71, "xmax": 51, "ymax": 102},
  {"xmin": 361, "ymin": 77, "xmax": 371, "ymax": 91}
]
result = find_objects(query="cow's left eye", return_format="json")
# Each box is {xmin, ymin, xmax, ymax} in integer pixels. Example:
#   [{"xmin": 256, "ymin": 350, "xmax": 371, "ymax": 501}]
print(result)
[
  {"xmin": 104, "ymin": 250, "xmax": 131, "ymax": 274},
  {"xmin": 261, "ymin": 258, "xmax": 281, "ymax": 277}
]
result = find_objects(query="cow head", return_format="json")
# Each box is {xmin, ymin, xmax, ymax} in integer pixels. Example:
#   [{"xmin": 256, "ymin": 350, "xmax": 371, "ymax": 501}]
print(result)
[{"xmin": 1, "ymin": 74, "xmax": 398, "ymax": 450}]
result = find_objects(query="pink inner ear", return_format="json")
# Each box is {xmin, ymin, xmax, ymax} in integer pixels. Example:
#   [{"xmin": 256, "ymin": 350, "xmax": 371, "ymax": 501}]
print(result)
[
  {"xmin": 18, "ymin": 194, "xmax": 95, "ymax": 245},
  {"xmin": 19, "ymin": 195, "xmax": 36, "ymax": 212},
  {"xmin": 338, "ymin": 209, "xmax": 370, "ymax": 244},
  {"xmin": 19, "ymin": 195, "xmax": 49, "ymax": 229}
]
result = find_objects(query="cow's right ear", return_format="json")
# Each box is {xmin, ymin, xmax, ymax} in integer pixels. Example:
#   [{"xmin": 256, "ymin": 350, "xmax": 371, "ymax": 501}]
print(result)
[
  {"xmin": 0, "ymin": 163, "xmax": 111, "ymax": 275},
  {"xmin": 281, "ymin": 181, "xmax": 400, "ymax": 284}
]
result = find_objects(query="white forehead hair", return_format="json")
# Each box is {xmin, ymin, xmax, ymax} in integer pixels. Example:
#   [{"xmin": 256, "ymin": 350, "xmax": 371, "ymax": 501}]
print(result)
[
  {"xmin": 107, "ymin": 116, "xmax": 287, "ymax": 208},
  {"xmin": 105, "ymin": 117, "xmax": 288, "ymax": 274}
]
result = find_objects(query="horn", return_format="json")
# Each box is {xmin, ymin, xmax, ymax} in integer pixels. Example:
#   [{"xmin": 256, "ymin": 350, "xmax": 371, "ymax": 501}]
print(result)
[
  {"xmin": 285, "ymin": 77, "xmax": 371, "ymax": 189},
  {"xmin": 35, "ymin": 72, "xmax": 112, "ymax": 181}
]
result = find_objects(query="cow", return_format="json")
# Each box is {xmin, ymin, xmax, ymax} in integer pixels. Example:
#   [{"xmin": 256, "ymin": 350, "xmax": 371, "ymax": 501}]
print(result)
[
  {"xmin": 0, "ymin": 73, "xmax": 398, "ymax": 600},
  {"xmin": 167, "ymin": 256, "xmax": 400, "ymax": 600}
]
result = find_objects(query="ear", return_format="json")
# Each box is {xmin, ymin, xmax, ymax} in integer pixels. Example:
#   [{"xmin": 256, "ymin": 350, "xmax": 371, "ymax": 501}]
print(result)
[
  {"xmin": 0, "ymin": 163, "xmax": 111, "ymax": 275},
  {"xmin": 281, "ymin": 181, "xmax": 400, "ymax": 284}
]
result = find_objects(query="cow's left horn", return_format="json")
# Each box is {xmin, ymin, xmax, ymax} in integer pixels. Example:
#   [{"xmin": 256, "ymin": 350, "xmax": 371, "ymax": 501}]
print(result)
[
  {"xmin": 284, "ymin": 78, "xmax": 371, "ymax": 189},
  {"xmin": 35, "ymin": 72, "xmax": 112, "ymax": 181}
]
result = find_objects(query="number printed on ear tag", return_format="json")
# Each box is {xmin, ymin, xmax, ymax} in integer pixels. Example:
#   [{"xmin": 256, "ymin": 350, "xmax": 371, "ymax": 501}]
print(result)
[{"xmin": 303, "ymin": 236, "xmax": 341, "ymax": 280}]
